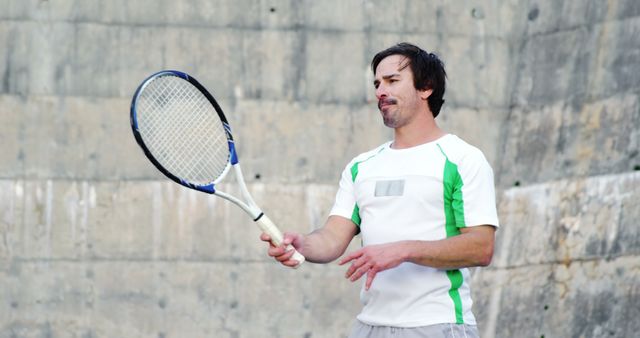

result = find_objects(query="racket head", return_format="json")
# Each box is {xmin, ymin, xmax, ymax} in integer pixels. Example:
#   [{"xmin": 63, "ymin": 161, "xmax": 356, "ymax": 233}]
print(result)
[{"xmin": 130, "ymin": 70, "xmax": 238, "ymax": 193}]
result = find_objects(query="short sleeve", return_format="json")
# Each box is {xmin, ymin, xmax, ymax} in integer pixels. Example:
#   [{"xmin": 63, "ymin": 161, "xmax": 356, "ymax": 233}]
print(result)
[
  {"xmin": 456, "ymin": 149, "xmax": 500, "ymax": 228},
  {"xmin": 329, "ymin": 161, "xmax": 359, "ymax": 224}
]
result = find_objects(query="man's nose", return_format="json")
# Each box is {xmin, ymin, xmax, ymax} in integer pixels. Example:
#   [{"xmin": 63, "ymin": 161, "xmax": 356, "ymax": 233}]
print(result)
[{"xmin": 375, "ymin": 85, "xmax": 387, "ymax": 100}]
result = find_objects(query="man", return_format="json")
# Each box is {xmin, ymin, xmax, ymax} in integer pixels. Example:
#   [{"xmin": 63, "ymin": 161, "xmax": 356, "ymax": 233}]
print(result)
[{"xmin": 262, "ymin": 42, "xmax": 499, "ymax": 338}]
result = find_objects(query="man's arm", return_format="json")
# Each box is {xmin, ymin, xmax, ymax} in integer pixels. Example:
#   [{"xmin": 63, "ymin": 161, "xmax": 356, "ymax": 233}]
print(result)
[
  {"xmin": 406, "ymin": 225, "xmax": 495, "ymax": 268},
  {"xmin": 261, "ymin": 215, "xmax": 359, "ymax": 267},
  {"xmin": 339, "ymin": 225, "xmax": 496, "ymax": 290}
]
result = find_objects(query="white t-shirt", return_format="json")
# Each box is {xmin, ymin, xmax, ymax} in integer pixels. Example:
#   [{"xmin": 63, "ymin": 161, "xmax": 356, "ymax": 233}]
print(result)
[{"xmin": 330, "ymin": 134, "xmax": 500, "ymax": 327}]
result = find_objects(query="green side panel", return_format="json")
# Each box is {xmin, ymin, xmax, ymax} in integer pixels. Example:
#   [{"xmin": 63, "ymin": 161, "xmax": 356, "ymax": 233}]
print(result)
[
  {"xmin": 351, "ymin": 204, "xmax": 361, "ymax": 226},
  {"xmin": 350, "ymin": 162, "xmax": 359, "ymax": 182},
  {"xmin": 443, "ymin": 159, "xmax": 465, "ymax": 232},
  {"xmin": 438, "ymin": 143, "xmax": 466, "ymax": 324},
  {"xmin": 350, "ymin": 162, "xmax": 361, "ymax": 226},
  {"xmin": 446, "ymin": 270, "xmax": 464, "ymax": 324},
  {"xmin": 348, "ymin": 147, "xmax": 385, "ymax": 228}
]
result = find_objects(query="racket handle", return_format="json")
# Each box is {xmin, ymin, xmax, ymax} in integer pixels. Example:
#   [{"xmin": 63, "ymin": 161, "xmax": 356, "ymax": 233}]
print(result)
[{"xmin": 256, "ymin": 214, "xmax": 305, "ymax": 268}]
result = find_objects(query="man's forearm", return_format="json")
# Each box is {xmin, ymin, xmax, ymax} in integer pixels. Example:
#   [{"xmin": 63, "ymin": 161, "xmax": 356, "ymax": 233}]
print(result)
[
  {"xmin": 403, "ymin": 226, "xmax": 495, "ymax": 269},
  {"xmin": 301, "ymin": 230, "xmax": 344, "ymax": 263},
  {"xmin": 301, "ymin": 216, "xmax": 359, "ymax": 264}
]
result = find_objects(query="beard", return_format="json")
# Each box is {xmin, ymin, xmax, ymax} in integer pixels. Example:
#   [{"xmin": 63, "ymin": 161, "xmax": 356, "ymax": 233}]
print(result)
[
  {"xmin": 379, "ymin": 98, "xmax": 400, "ymax": 128},
  {"xmin": 382, "ymin": 111, "xmax": 400, "ymax": 128}
]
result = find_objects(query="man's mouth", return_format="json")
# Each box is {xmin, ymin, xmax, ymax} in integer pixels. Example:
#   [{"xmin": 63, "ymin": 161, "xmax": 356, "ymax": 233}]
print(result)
[{"xmin": 378, "ymin": 98, "xmax": 397, "ymax": 110}]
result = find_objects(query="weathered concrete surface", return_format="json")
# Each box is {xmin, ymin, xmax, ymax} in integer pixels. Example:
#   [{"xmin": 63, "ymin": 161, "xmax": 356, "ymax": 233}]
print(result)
[
  {"xmin": 0, "ymin": 179, "xmax": 344, "ymax": 261},
  {"xmin": 0, "ymin": 261, "xmax": 360, "ymax": 338},
  {"xmin": 496, "ymin": 172, "xmax": 640, "ymax": 268},
  {"xmin": 498, "ymin": 5, "xmax": 640, "ymax": 187},
  {"xmin": 473, "ymin": 256, "xmax": 639, "ymax": 338},
  {"xmin": 499, "ymin": 93, "xmax": 640, "ymax": 188},
  {"xmin": 1, "ymin": 0, "xmax": 639, "ymax": 337},
  {"xmin": 0, "ymin": 179, "xmax": 361, "ymax": 338},
  {"xmin": 474, "ymin": 172, "xmax": 640, "ymax": 338}
]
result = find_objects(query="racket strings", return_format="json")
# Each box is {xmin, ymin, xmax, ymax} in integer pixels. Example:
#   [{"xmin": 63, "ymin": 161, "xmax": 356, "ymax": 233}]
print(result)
[
  {"xmin": 156, "ymin": 85, "xmax": 213, "ymax": 170},
  {"xmin": 136, "ymin": 75, "xmax": 230, "ymax": 184},
  {"xmin": 150, "ymin": 79, "xmax": 229, "ymax": 181}
]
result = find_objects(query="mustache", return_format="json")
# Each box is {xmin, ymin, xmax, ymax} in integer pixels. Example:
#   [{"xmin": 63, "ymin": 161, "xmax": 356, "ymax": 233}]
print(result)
[{"xmin": 378, "ymin": 98, "xmax": 397, "ymax": 110}]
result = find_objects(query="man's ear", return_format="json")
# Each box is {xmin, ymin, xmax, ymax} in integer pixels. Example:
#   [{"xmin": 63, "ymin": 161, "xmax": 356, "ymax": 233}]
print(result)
[{"xmin": 419, "ymin": 88, "xmax": 433, "ymax": 100}]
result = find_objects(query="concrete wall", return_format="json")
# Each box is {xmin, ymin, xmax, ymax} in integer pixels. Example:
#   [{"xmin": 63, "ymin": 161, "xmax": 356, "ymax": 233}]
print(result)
[{"xmin": 0, "ymin": 1, "xmax": 638, "ymax": 337}]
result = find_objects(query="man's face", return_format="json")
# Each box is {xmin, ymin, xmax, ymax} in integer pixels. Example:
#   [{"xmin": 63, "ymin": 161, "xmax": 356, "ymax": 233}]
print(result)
[{"xmin": 373, "ymin": 54, "xmax": 428, "ymax": 128}]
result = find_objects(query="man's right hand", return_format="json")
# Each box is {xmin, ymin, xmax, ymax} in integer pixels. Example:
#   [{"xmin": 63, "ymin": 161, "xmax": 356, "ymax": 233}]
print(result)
[{"xmin": 260, "ymin": 232, "xmax": 305, "ymax": 268}]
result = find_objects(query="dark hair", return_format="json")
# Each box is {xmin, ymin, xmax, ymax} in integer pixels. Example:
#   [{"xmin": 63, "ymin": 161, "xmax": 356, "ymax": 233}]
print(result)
[{"xmin": 371, "ymin": 42, "xmax": 447, "ymax": 118}]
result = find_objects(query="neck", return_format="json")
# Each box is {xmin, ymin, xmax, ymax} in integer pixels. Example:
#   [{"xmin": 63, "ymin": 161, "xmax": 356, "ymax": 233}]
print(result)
[{"xmin": 391, "ymin": 114, "xmax": 445, "ymax": 149}]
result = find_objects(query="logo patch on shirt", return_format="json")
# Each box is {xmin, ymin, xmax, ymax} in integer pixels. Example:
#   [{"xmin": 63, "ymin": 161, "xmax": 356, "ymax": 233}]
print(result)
[{"xmin": 374, "ymin": 179, "xmax": 405, "ymax": 197}]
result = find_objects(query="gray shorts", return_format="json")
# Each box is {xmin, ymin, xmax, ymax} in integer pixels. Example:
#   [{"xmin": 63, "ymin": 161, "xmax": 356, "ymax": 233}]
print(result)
[{"xmin": 348, "ymin": 320, "xmax": 480, "ymax": 338}]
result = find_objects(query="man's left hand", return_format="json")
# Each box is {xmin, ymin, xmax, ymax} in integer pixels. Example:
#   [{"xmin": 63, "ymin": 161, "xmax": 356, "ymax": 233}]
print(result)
[{"xmin": 338, "ymin": 243, "xmax": 407, "ymax": 291}]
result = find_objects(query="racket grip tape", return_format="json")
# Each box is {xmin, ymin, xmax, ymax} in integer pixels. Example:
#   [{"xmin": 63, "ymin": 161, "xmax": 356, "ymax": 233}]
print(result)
[{"xmin": 256, "ymin": 214, "xmax": 305, "ymax": 268}]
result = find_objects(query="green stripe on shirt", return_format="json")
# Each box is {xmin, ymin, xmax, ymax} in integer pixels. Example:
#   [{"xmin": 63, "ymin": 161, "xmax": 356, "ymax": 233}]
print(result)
[
  {"xmin": 349, "ymin": 147, "xmax": 386, "ymax": 227},
  {"xmin": 350, "ymin": 162, "xmax": 361, "ymax": 226},
  {"xmin": 438, "ymin": 143, "xmax": 466, "ymax": 324}
]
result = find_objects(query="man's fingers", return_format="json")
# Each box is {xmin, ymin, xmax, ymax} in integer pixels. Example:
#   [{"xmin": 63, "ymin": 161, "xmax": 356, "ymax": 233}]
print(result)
[
  {"xmin": 282, "ymin": 258, "xmax": 301, "ymax": 267},
  {"xmin": 349, "ymin": 262, "xmax": 372, "ymax": 282},
  {"xmin": 267, "ymin": 245, "xmax": 286, "ymax": 257},
  {"xmin": 268, "ymin": 244, "xmax": 296, "ymax": 261},
  {"xmin": 261, "ymin": 232, "xmax": 294, "ymax": 245},
  {"xmin": 267, "ymin": 246, "xmax": 282, "ymax": 257},
  {"xmin": 365, "ymin": 269, "xmax": 378, "ymax": 290},
  {"xmin": 278, "ymin": 249, "xmax": 295, "ymax": 262},
  {"xmin": 344, "ymin": 255, "xmax": 371, "ymax": 280},
  {"xmin": 338, "ymin": 250, "xmax": 363, "ymax": 266},
  {"xmin": 260, "ymin": 232, "xmax": 273, "ymax": 244},
  {"xmin": 344, "ymin": 258, "xmax": 361, "ymax": 278},
  {"xmin": 344, "ymin": 263, "xmax": 356, "ymax": 279},
  {"xmin": 262, "ymin": 232, "xmax": 303, "ymax": 269},
  {"xmin": 282, "ymin": 236, "xmax": 293, "ymax": 246}
]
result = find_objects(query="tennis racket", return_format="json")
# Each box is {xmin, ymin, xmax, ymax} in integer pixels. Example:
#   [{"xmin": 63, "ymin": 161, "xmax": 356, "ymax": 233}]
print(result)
[{"xmin": 130, "ymin": 70, "xmax": 305, "ymax": 267}]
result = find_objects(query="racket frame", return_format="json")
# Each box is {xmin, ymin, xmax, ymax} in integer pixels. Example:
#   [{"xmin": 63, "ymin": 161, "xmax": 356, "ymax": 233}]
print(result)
[
  {"xmin": 130, "ymin": 70, "xmax": 235, "ymax": 192},
  {"xmin": 130, "ymin": 70, "xmax": 304, "ymax": 266}
]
